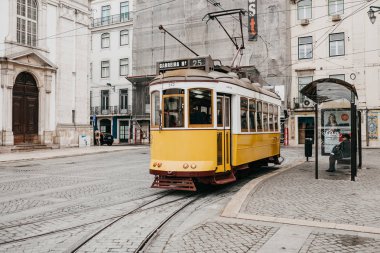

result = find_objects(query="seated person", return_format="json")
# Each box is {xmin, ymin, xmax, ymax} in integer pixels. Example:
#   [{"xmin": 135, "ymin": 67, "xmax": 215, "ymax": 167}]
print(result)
[{"xmin": 327, "ymin": 134, "xmax": 351, "ymax": 172}]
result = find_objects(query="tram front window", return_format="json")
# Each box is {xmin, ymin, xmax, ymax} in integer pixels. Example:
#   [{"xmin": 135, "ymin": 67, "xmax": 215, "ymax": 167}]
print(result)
[
  {"xmin": 163, "ymin": 89, "xmax": 184, "ymax": 128},
  {"xmin": 189, "ymin": 89, "xmax": 212, "ymax": 126}
]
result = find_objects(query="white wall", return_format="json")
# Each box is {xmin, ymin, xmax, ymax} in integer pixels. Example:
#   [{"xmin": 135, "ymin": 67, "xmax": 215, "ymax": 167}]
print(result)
[{"xmin": 0, "ymin": 0, "xmax": 10, "ymax": 56}]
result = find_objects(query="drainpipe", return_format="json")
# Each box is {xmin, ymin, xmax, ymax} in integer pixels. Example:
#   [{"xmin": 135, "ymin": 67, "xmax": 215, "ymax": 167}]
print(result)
[{"xmin": 366, "ymin": 108, "xmax": 369, "ymax": 147}]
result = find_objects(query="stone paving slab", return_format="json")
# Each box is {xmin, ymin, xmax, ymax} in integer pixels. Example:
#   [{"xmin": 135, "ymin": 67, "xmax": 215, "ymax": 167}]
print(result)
[{"xmin": 241, "ymin": 150, "xmax": 380, "ymax": 229}]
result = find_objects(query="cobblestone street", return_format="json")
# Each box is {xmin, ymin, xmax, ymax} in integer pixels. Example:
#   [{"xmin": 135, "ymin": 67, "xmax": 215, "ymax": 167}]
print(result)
[{"xmin": 0, "ymin": 146, "xmax": 379, "ymax": 252}]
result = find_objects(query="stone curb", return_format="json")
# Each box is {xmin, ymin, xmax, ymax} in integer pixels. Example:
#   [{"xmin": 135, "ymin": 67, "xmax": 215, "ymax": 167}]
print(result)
[{"xmin": 0, "ymin": 146, "xmax": 148, "ymax": 163}]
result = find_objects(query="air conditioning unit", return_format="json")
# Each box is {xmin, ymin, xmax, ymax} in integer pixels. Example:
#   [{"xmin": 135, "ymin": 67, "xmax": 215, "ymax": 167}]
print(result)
[
  {"xmin": 301, "ymin": 19, "xmax": 310, "ymax": 26},
  {"xmin": 303, "ymin": 99, "xmax": 313, "ymax": 107},
  {"xmin": 332, "ymin": 14, "xmax": 341, "ymax": 21}
]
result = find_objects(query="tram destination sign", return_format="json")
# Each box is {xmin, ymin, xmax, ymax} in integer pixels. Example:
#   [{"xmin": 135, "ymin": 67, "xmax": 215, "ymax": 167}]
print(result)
[{"xmin": 157, "ymin": 57, "xmax": 212, "ymax": 74}]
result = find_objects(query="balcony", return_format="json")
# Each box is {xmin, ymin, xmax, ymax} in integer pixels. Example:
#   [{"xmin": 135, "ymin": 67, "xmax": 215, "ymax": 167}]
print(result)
[
  {"xmin": 293, "ymin": 97, "xmax": 314, "ymax": 110},
  {"xmin": 91, "ymin": 12, "xmax": 133, "ymax": 28},
  {"xmin": 91, "ymin": 105, "xmax": 132, "ymax": 116}
]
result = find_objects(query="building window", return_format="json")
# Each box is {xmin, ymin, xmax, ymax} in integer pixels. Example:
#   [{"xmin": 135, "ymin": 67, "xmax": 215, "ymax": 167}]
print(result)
[
  {"xmin": 298, "ymin": 76, "xmax": 313, "ymax": 103},
  {"xmin": 330, "ymin": 74, "xmax": 345, "ymax": 81},
  {"xmin": 101, "ymin": 90, "xmax": 109, "ymax": 110},
  {"xmin": 120, "ymin": 1, "xmax": 129, "ymax": 21},
  {"xmin": 120, "ymin": 30, "xmax": 129, "ymax": 45},
  {"xmin": 101, "ymin": 33, "xmax": 110, "ymax": 48},
  {"xmin": 101, "ymin": 5, "xmax": 111, "ymax": 25},
  {"xmin": 329, "ymin": 33, "xmax": 345, "ymax": 57},
  {"xmin": 119, "ymin": 89, "xmax": 128, "ymax": 110},
  {"xmin": 298, "ymin": 36, "xmax": 313, "ymax": 59},
  {"xmin": 101, "ymin": 61, "xmax": 110, "ymax": 78},
  {"xmin": 298, "ymin": 0, "xmax": 312, "ymax": 20},
  {"xmin": 119, "ymin": 58, "xmax": 129, "ymax": 76},
  {"xmin": 17, "ymin": 0, "xmax": 37, "ymax": 47},
  {"xmin": 329, "ymin": 0, "xmax": 344, "ymax": 15}
]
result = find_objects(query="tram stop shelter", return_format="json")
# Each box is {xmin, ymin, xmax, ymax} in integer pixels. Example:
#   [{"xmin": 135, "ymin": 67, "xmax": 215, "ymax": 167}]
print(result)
[{"xmin": 300, "ymin": 78, "xmax": 362, "ymax": 181}]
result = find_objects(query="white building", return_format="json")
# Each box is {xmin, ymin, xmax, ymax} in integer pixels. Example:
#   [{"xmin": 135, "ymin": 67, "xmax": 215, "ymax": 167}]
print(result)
[
  {"xmin": 89, "ymin": 0, "xmax": 134, "ymax": 144},
  {"xmin": 0, "ymin": 0, "xmax": 92, "ymax": 149},
  {"xmin": 287, "ymin": 0, "xmax": 380, "ymax": 147}
]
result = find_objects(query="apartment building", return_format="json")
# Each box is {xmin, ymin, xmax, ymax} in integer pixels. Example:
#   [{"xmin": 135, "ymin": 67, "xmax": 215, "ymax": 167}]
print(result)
[
  {"xmin": 288, "ymin": 0, "xmax": 380, "ymax": 147},
  {"xmin": 89, "ymin": 0, "xmax": 135, "ymax": 144},
  {"xmin": 0, "ymin": 0, "xmax": 91, "ymax": 148}
]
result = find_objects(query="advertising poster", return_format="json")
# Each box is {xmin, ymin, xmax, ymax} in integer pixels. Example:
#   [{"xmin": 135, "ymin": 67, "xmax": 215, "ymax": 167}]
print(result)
[
  {"xmin": 248, "ymin": 0, "xmax": 257, "ymax": 41},
  {"xmin": 321, "ymin": 109, "xmax": 351, "ymax": 156},
  {"xmin": 368, "ymin": 113, "xmax": 378, "ymax": 140}
]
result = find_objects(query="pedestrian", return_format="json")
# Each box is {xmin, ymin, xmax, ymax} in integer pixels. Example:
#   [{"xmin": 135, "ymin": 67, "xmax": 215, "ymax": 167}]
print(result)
[{"xmin": 327, "ymin": 134, "xmax": 351, "ymax": 172}]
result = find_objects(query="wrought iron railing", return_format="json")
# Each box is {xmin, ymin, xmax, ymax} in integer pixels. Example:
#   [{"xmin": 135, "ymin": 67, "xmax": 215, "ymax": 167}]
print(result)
[
  {"xmin": 91, "ymin": 12, "xmax": 133, "ymax": 28},
  {"xmin": 91, "ymin": 105, "xmax": 132, "ymax": 115}
]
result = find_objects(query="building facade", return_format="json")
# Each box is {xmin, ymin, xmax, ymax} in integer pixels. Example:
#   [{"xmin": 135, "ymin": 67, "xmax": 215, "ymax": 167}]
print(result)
[
  {"xmin": 89, "ymin": 0, "xmax": 137, "ymax": 144},
  {"xmin": 0, "ymin": 0, "xmax": 91, "ymax": 148},
  {"xmin": 287, "ymin": 0, "xmax": 380, "ymax": 147},
  {"xmin": 131, "ymin": 0, "xmax": 291, "ymax": 130}
]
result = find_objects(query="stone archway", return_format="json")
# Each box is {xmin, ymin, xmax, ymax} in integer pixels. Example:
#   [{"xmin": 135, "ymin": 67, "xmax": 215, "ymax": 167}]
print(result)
[{"xmin": 12, "ymin": 72, "xmax": 39, "ymax": 144}]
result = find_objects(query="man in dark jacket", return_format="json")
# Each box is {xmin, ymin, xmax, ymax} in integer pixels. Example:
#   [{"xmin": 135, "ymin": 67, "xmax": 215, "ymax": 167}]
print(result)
[{"xmin": 327, "ymin": 134, "xmax": 351, "ymax": 172}]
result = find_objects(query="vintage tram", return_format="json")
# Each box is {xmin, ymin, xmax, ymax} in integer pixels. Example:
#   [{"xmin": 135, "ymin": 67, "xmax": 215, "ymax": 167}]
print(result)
[{"xmin": 149, "ymin": 56, "xmax": 281, "ymax": 191}]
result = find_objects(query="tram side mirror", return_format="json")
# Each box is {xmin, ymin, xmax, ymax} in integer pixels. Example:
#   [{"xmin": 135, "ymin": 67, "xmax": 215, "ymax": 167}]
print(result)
[{"xmin": 159, "ymin": 109, "xmax": 162, "ymax": 116}]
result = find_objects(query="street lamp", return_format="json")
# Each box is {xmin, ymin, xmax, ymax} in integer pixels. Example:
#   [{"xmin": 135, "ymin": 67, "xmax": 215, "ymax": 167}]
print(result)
[
  {"xmin": 106, "ymin": 82, "xmax": 115, "ymax": 92},
  {"xmin": 368, "ymin": 6, "xmax": 380, "ymax": 24}
]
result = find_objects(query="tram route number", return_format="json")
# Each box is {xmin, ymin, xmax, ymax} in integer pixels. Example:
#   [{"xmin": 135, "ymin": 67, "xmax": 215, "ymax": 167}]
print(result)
[{"xmin": 190, "ymin": 58, "xmax": 206, "ymax": 67}]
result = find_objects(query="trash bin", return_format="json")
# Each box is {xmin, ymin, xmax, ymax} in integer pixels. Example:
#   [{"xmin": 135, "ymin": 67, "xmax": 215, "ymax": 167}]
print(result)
[{"xmin": 305, "ymin": 138, "xmax": 313, "ymax": 161}]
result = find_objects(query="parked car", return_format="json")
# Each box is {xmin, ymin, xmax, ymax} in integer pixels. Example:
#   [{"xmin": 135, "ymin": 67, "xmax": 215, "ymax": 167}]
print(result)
[{"xmin": 100, "ymin": 133, "xmax": 114, "ymax": 146}]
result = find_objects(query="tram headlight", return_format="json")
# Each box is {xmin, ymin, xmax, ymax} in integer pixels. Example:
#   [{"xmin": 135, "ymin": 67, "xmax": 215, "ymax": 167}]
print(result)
[
  {"xmin": 191, "ymin": 164, "xmax": 197, "ymax": 169},
  {"xmin": 183, "ymin": 163, "xmax": 189, "ymax": 169},
  {"xmin": 153, "ymin": 162, "xmax": 157, "ymax": 167},
  {"xmin": 157, "ymin": 162, "xmax": 162, "ymax": 168}
]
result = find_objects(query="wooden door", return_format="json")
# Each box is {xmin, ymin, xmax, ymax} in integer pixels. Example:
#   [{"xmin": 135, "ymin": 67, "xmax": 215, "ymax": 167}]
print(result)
[{"xmin": 12, "ymin": 72, "xmax": 39, "ymax": 144}]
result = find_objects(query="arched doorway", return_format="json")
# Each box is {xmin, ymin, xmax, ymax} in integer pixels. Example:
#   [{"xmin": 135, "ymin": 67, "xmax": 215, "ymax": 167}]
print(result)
[{"xmin": 12, "ymin": 72, "xmax": 39, "ymax": 144}]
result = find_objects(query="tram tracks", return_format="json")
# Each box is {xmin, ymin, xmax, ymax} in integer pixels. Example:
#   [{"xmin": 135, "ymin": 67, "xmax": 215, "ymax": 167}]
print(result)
[{"xmin": 0, "ymin": 191, "xmax": 188, "ymax": 246}]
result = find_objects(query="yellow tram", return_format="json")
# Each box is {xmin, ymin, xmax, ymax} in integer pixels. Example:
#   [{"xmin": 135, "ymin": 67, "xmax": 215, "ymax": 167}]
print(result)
[{"xmin": 149, "ymin": 56, "xmax": 281, "ymax": 191}]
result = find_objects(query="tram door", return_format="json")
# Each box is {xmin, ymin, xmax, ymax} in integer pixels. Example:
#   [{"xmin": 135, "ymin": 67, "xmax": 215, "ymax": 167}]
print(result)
[{"xmin": 216, "ymin": 95, "xmax": 231, "ymax": 173}]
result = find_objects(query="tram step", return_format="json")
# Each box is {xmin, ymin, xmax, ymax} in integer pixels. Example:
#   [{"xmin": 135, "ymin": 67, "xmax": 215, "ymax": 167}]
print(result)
[
  {"xmin": 213, "ymin": 172, "xmax": 236, "ymax": 185},
  {"xmin": 151, "ymin": 176, "xmax": 197, "ymax": 191}
]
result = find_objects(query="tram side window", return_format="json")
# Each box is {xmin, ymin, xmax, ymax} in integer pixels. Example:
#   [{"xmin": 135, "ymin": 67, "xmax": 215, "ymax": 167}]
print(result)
[
  {"xmin": 269, "ymin": 104, "xmax": 274, "ymax": 132},
  {"xmin": 249, "ymin": 99, "xmax": 256, "ymax": 132},
  {"xmin": 257, "ymin": 101, "xmax": 263, "ymax": 132},
  {"xmin": 163, "ymin": 89, "xmax": 184, "ymax": 128},
  {"xmin": 151, "ymin": 91, "xmax": 160, "ymax": 127},
  {"xmin": 217, "ymin": 96, "xmax": 223, "ymax": 127},
  {"xmin": 189, "ymin": 88, "xmax": 212, "ymax": 126},
  {"xmin": 240, "ymin": 97, "xmax": 248, "ymax": 132},
  {"xmin": 274, "ymin": 105, "xmax": 279, "ymax": 131},
  {"xmin": 263, "ymin": 103, "xmax": 269, "ymax": 132}
]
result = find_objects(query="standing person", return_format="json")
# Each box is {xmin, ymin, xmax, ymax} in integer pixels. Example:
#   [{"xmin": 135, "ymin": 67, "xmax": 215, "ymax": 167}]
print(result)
[{"xmin": 327, "ymin": 134, "xmax": 351, "ymax": 172}]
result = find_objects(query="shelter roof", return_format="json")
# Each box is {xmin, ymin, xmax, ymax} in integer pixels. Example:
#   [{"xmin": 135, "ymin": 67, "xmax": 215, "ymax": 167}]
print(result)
[{"xmin": 300, "ymin": 78, "xmax": 358, "ymax": 103}]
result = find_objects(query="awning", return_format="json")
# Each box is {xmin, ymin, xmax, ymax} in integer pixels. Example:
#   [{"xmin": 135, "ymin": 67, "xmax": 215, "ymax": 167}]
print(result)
[{"xmin": 300, "ymin": 78, "xmax": 358, "ymax": 103}]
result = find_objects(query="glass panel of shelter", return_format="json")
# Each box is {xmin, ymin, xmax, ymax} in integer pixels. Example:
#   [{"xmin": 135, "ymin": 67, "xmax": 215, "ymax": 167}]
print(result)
[{"xmin": 319, "ymin": 99, "xmax": 353, "ymax": 180}]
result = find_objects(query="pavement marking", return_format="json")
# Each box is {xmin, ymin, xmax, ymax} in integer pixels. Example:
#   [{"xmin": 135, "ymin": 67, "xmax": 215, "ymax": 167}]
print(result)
[
  {"xmin": 256, "ymin": 225, "xmax": 313, "ymax": 253},
  {"xmin": 221, "ymin": 160, "xmax": 305, "ymax": 218}
]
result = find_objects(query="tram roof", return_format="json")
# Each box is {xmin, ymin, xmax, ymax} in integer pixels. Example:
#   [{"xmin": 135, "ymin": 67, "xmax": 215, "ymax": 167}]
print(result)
[{"xmin": 150, "ymin": 69, "xmax": 280, "ymax": 99}]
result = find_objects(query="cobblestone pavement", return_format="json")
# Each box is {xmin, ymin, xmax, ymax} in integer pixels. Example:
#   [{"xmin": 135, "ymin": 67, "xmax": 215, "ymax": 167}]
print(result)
[
  {"xmin": 242, "ymin": 149, "xmax": 380, "ymax": 227},
  {"xmin": 299, "ymin": 232, "xmax": 380, "ymax": 253},
  {"xmin": 0, "ymin": 146, "xmax": 379, "ymax": 252}
]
